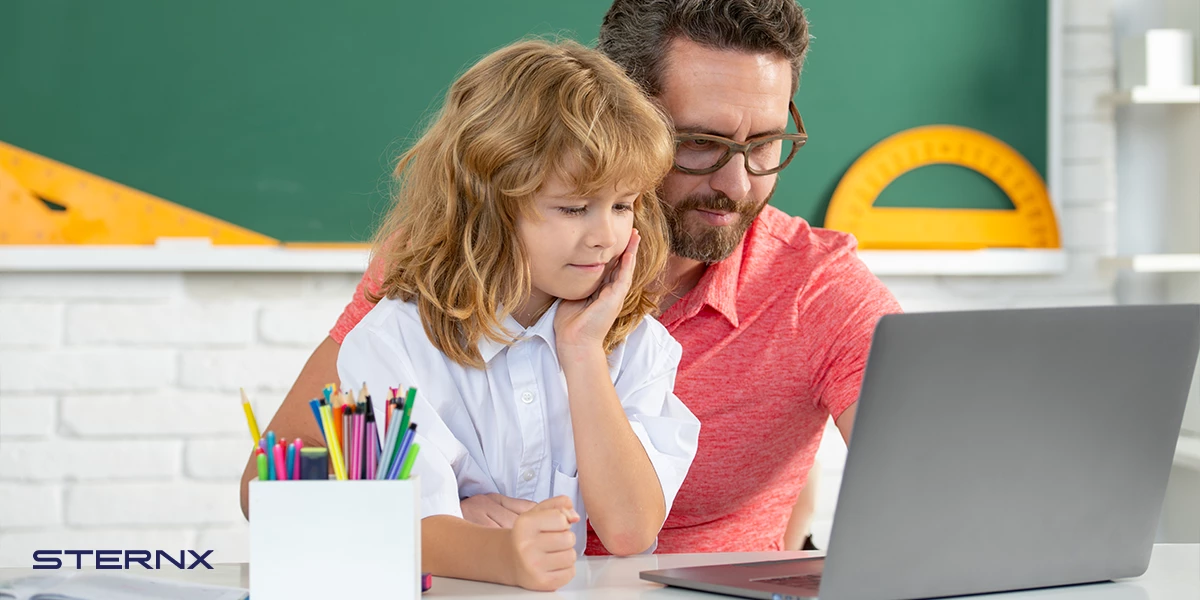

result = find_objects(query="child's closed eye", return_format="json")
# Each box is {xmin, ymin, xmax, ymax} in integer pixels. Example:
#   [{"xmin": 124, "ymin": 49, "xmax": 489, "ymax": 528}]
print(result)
[{"xmin": 557, "ymin": 206, "xmax": 588, "ymax": 216}]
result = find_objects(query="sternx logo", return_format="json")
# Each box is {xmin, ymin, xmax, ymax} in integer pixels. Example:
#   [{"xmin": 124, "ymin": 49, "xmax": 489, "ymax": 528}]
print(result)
[{"xmin": 33, "ymin": 550, "xmax": 215, "ymax": 570}]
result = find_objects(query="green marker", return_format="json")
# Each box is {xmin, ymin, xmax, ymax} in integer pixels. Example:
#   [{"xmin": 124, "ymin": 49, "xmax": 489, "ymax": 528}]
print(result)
[
  {"xmin": 398, "ymin": 387, "xmax": 416, "ymax": 433},
  {"xmin": 389, "ymin": 387, "xmax": 418, "ymax": 469},
  {"xmin": 398, "ymin": 443, "xmax": 420, "ymax": 480},
  {"xmin": 256, "ymin": 452, "xmax": 268, "ymax": 481}
]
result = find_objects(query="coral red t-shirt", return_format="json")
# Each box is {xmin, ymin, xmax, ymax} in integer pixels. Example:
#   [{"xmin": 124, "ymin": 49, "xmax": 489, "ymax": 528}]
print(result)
[{"xmin": 331, "ymin": 205, "xmax": 901, "ymax": 553}]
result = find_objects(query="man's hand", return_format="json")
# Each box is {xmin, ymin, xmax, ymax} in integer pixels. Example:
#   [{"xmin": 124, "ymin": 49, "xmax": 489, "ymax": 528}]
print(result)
[
  {"xmin": 461, "ymin": 493, "xmax": 537, "ymax": 528},
  {"xmin": 505, "ymin": 495, "xmax": 580, "ymax": 591}
]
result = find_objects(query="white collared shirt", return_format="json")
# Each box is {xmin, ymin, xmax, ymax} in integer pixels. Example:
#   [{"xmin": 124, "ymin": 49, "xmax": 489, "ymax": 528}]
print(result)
[{"xmin": 337, "ymin": 297, "xmax": 700, "ymax": 556}]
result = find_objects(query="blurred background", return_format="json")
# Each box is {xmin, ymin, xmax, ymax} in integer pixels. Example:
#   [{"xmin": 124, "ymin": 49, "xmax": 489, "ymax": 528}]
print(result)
[{"xmin": 0, "ymin": 0, "xmax": 1197, "ymax": 566}]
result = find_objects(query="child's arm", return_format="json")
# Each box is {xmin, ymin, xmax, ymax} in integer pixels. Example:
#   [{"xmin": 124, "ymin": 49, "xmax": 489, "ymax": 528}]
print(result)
[
  {"xmin": 339, "ymin": 310, "xmax": 581, "ymax": 590},
  {"xmin": 554, "ymin": 230, "xmax": 700, "ymax": 556},
  {"xmin": 423, "ymin": 496, "xmax": 580, "ymax": 591},
  {"xmin": 557, "ymin": 344, "xmax": 666, "ymax": 555}
]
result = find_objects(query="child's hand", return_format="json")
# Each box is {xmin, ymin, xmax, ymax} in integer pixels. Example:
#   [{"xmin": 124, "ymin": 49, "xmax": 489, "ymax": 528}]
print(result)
[
  {"xmin": 506, "ymin": 495, "xmax": 580, "ymax": 591},
  {"xmin": 554, "ymin": 228, "xmax": 641, "ymax": 355},
  {"xmin": 461, "ymin": 493, "xmax": 536, "ymax": 528}
]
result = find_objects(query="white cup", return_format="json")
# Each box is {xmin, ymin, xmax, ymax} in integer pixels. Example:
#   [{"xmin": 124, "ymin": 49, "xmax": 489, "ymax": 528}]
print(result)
[{"xmin": 1145, "ymin": 29, "xmax": 1195, "ymax": 89}]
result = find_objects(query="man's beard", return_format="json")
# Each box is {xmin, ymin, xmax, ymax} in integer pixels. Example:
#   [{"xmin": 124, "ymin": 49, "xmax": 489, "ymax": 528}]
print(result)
[{"xmin": 662, "ymin": 183, "xmax": 774, "ymax": 263}]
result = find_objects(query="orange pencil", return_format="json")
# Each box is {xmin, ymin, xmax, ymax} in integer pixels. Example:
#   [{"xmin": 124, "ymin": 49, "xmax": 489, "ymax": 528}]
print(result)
[{"xmin": 334, "ymin": 405, "xmax": 345, "ymax": 450}]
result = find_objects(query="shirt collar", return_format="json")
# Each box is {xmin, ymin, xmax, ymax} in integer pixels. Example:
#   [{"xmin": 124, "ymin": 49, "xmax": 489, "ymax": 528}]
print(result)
[
  {"xmin": 476, "ymin": 299, "xmax": 561, "ymax": 367},
  {"xmin": 667, "ymin": 233, "xmax": 744, "ymax": 329}
]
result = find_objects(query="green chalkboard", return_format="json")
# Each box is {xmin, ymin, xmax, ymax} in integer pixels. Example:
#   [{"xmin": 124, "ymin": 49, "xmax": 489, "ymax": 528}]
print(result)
[{"xmin": 0, "ymin": 1, "xmax": 1046, "ymax": 242}]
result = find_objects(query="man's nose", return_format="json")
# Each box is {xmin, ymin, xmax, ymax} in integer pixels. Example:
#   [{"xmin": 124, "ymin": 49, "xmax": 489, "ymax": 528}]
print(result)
[{"xmin": 708, "ymin": 152, "xmax": 752, "ymax": 204}]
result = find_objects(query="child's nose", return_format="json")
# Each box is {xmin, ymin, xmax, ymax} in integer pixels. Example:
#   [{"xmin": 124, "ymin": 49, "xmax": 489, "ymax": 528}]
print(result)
[{"xmin": 585, "ymin": 214, "xmax": 619, "ymax": 249}]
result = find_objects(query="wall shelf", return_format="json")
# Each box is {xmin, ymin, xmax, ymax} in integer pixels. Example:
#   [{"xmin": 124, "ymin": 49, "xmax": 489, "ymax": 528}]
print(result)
[
  {"xmin": 0, "ymin": 246, "xmax": 1069, "ymax": 277},
  {"xmin": 859, "ymin": 249, "xmax": 1067, "ymax": 276},
  {"xmin": 0, "ymin": 245, "xmax": 371, "ymax": 273},
  {"xmin": 1102, "ymin": 254, "xmax": 1200, "ymax": 273},
  {"xmin": 1106, "ymin": 86, "xmax": 1200, "ymax": 105}
]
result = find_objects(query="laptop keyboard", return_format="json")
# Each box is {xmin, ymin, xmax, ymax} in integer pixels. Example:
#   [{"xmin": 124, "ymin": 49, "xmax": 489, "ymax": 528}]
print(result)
[{"xmin": 754, "ymin": 574, "xmax": 822, "ymax": 589}]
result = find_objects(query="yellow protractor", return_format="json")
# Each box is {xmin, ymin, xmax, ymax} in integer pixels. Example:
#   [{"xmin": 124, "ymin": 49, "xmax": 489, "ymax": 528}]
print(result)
[
  {"xmin": 0, "ymin": 141, "xmax": 277, "ymax": 245},
  {"xmin": 824, "ymin": 126, "xmax": 1060, "ymax": 250}
]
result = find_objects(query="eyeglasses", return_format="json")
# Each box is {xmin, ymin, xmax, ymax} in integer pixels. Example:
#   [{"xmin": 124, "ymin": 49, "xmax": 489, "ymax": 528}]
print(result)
[{"xmin": 672, "ymin": 102, "xmax": 807, "ymax": 176}]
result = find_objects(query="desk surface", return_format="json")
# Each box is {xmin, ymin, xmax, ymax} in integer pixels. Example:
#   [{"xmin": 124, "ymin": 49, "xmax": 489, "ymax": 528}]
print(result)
[{"xmin": 1, "ymin": 544, "xmax": 1195, "ymax": 599}]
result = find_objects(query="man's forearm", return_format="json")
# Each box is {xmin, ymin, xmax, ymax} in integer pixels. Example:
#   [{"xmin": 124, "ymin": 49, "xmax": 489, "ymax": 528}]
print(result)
[
  {"xmin": 560, "ymin": 346, "xmax": 664, "ymax": 556},
  {"xmin": 783, "ymin": 461, "xmax": 819, "ymax": 550},
  {"xmin": 422, "ymin": 515, "xmax": 514, "ymax": 584}
]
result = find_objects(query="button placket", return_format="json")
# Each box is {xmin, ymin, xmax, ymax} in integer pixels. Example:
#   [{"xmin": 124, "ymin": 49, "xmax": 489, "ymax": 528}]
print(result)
[{"xmin": 509, "ymin": 341, "xmax": 546, "ymax": 497}]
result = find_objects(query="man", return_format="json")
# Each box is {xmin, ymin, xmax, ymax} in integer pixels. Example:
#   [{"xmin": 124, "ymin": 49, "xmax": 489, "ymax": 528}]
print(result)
[{"xmin": 240, "ymin": 0, "xmax": 900, "ymax": 553}]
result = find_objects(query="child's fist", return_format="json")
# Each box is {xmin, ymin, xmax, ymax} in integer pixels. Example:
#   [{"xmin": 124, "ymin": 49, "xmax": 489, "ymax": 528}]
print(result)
[{"xmin": 507, "ymin": 495, "xmax": 580, "ymax": 591}]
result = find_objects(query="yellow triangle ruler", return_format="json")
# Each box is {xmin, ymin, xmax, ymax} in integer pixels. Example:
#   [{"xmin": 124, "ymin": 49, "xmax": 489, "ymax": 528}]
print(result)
[
  {"xmin": 824, "ymin": 126, "xmax": 1060, "ymax": 250},
  {"xmin": 1, "ymin": 141, "xmax": 277, "ymax": 245}
]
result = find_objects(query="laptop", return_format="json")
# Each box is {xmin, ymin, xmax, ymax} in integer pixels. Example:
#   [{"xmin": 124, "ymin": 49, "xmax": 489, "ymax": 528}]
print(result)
[{"xmin": 641, "ymin": 305, "xmax": 1200, "ymax": 600}]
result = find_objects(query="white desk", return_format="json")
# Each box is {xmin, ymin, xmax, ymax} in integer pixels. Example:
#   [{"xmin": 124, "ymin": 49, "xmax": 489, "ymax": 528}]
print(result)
[{"xmin": 0, "ymin": 544, "xmax": 1195, "ymax": 599}]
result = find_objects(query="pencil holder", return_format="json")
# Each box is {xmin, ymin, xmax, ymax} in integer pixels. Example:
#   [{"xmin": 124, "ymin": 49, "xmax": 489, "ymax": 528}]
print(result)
[{"xmin": 249, "ymin": 477, "xmax": 421, "ymax": 600}]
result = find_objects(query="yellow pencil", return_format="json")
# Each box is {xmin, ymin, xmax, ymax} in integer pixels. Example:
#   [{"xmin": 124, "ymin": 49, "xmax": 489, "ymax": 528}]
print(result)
[
  {"xmin": 240, "ymin": 388, "xmax": 261, "ymax": 444},
  {"xmin": 320, "ymin": 402, "xmax": 347, "ymax": 480}
]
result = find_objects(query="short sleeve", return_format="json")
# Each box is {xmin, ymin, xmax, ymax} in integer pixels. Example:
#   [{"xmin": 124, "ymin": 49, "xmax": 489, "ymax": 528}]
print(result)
[
  {"xmin": 329, "ymin": 256, "xmax": 385, "ymax": 344},
  {"xmin": 337, "ymin": 318, "xmax": 492, "ymax": 519},
  {"xmin": 811, "ymin": 253, "xmax": 903, "ymax": 420},
  {"xmin": 611, "ymin": 322, "xmax": 701, "ymax": 516}
]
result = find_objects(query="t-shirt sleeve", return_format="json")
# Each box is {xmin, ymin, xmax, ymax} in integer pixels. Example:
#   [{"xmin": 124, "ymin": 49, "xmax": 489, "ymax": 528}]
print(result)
[
  {"xmin": 337, "ymin": 319, "xmax": 491, "ymax": 519},
  {"xmin": 329, "ymin": 257, "xmax": 385, "ymax": 344},
  {"xmin": 811, "ymin": 253, "xmax": 903, "ymax": 421},
  {"xmin": 612, "ymin": 323, "xmax": 701, "ymax": 518}
]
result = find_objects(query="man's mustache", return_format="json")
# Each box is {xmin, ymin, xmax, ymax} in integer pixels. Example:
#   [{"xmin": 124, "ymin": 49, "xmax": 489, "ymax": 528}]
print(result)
[{"xmin": 673, "ymin": 194, "xmax": 751, "ymax": 215}]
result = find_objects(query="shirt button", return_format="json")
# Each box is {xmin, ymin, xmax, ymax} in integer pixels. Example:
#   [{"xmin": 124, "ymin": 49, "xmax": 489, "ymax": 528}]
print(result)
[
  {"xmin": 521, "ymin": 391, "xmax": 534, "ymax": 404},
  {"xmin": 521, "ymin": 469, "xmax": 535, "ymax": 482}
]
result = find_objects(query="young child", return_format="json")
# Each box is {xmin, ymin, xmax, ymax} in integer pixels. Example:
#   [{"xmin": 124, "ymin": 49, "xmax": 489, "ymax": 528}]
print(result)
[{"xmin": 336, "ymin": 40, "xmax": 700, "ymax": 591}]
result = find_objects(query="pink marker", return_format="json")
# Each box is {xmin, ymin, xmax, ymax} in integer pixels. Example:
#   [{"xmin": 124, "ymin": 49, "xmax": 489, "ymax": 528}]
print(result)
[
  {"xmin": 293, "ymin": 439, "xmax": 303, "ymax": 480},
  {"xmin": 365, "ymin": 421, "xmax": 376, "ymax": 480},
  {"xmin": 358, "ymin": 411, "xmax": 367, "ymax": 479},
  {"xmin": 274, "ymin": 443, "xmax": 287, "ymax": 481},
  {"xmin": 351, "ymin": 412, "xmax": 363, "ymax": 480}
]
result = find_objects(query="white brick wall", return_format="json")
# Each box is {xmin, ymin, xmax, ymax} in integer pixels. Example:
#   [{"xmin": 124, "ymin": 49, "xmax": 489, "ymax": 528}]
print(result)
[
  {"xmin": 0, "ymin": 484, "xmax": 61, "ymax": 529},
  {"xmin": 0, "ymin": 304, "xmax": 63, "ymax": 347},
  {"xmin": 0, "ymin": 440, "xmax": 181, "ymax": 481},
  {"xmin": 0, "ymin": 2, "xmax": 1118, "ymax": 566},
  {"xmin": 66, "ymin": 303, "xmax": 256, "ymax": 346},
  {"xmin": 0, "ymin": 349, "xmax": 177, "ymax": 393},
  {"xmin": 258, "ymin": 302, "xmax": 349, "ymax": 346},
  {"xmin": 0, "ymin": 396, "xmax": 56, "ymax": 437},
  {"xmin": 178, "ymin": 349, "xmax": 313, "ymax": 393},
  {"xmin": 65, "ymin": 483, "xmax": 245, "ymax": 527},
  {"xmin": 0, "ymin": 273, "xmax": 349, "ymax": 566}
]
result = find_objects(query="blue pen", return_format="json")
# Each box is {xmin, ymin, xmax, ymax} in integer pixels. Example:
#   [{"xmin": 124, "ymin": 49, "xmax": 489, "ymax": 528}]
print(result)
[
  {"xmin": 308, "ymin": 399, "xmax": 327, "ymax": 444},
  {"xmin": 285, "ymin": 443, "xmax": 296, "ymax": 481},
  {"xmin": 266, "ymin": 431, "xmax": 276, "ymax": 480},
  {"xmin": 387, "ymin": 424, "xmax": 417, "ymax": 480}
]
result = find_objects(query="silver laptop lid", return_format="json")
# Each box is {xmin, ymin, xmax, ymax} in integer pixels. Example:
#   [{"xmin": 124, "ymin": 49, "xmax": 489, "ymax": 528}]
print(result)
[{"xmin": 820, "ymin": 305, "xmax": 1200, "ymax": 600}]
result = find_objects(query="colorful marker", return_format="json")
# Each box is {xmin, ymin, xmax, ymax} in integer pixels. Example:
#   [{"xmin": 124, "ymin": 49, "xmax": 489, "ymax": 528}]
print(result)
[
  {"xmin": 398, "ymin": 443, "xmax": 420, "ymax": 480},
  {"xmin": 256, "ymin": 451, "xmax": 268, "ymax": 481},
  {"xmin": 240, "ymin": 388, "xmax": 260, "ymax": 445},
  {"xmin": 266, "ymin": 431, "xmax": 276, "ymax": 480}
]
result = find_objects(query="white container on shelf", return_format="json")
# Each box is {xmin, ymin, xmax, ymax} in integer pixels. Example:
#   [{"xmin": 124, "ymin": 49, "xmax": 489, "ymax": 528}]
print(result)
[{"xmin": 1120, "ymin": 29, "xmax": 1196, "ymax": 90}]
